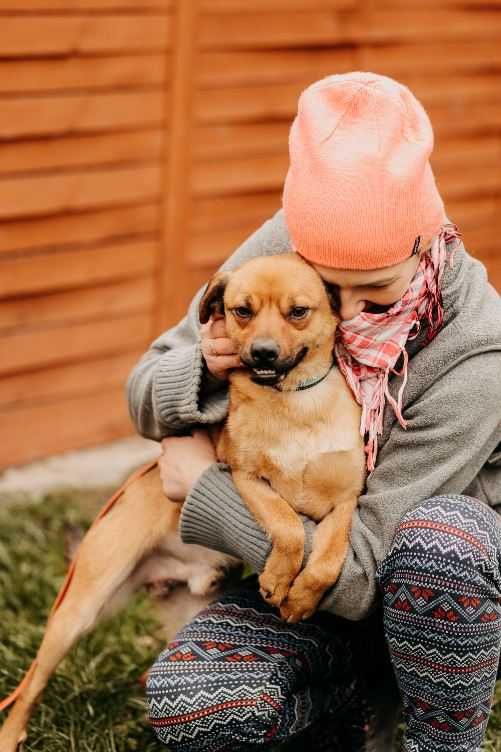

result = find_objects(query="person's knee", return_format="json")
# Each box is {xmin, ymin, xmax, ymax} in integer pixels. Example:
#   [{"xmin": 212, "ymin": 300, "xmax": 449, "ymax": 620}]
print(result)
[
  {"xmin": 378, "ymin": 494, "xmax": 500, "ymax": 590},
  {"xmin": 146, "ymin": 644, "xmax": 286, "ymax": 751}
]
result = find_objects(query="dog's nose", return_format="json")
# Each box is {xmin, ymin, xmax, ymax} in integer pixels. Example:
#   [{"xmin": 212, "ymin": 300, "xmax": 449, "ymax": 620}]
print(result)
[{"xmin": 250, "ymin": 339, "xmax": 280, "ymax": 364}]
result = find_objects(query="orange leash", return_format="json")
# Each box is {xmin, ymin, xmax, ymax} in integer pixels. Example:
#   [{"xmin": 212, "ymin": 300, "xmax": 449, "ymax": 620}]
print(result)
[{"xmin": 0, "ymin": 458, "xmax": 159, "ymax": 713}]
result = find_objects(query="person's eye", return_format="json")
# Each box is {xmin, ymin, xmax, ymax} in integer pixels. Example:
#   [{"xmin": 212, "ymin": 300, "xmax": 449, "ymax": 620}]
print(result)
[
  {"xmin": 289, "ymin": 306, "xmax": 309, "ymax": 320},
  {"xmin": 233, "ymin": 306, "xmax": 253, "ymax": 319}
]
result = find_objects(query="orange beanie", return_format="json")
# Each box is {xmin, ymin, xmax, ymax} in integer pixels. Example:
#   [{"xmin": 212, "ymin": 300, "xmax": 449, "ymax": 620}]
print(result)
[{"xmin": 282, "ymin": 72, "xmax": 447, "ymax": 270}]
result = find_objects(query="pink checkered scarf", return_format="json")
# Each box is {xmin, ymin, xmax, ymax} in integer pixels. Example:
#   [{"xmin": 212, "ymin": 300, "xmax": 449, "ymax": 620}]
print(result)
[{"xmin": 335, "ymin": 223, "xmax": 463, "ymax": 473}]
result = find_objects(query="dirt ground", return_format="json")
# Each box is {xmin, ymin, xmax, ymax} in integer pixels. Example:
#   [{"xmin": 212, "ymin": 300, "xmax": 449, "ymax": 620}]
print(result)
[{"xmin": 0, "ymin": 436, "xmax": 160, "ymax": 500}]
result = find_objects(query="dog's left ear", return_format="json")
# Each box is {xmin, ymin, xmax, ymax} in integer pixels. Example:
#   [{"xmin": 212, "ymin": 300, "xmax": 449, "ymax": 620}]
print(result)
[
  {"xmin": 199, "ymin": 272, "xmax": 230, "ymax": 324},
  {"xmin": 321, "ymin": 280, "xmax": 341, "ymax": 315}
]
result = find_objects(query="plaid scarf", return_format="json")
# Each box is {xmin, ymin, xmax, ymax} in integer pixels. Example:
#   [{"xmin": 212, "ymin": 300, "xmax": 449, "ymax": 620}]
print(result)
[{"xmin": 335, "ymin": 223, "xmax": 463, "ymax": 473}]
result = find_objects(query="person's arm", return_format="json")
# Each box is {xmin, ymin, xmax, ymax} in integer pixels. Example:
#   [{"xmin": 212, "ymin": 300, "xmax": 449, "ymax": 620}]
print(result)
[
  {"xmin": 180, "ymin": 351, "xmax": 501, "ymax": 620},
  {"xmin": 126, "ymin": 209, "xmax": 290, "ymax": 440}
]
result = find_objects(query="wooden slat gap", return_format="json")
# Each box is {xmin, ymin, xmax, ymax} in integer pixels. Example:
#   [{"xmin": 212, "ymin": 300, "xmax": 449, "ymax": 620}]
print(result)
[
  {"xmin": 0, "ymin": 83, "xmax": 164, "ymax": 100},
  {"xmin": 0, "ymin": 304, "xmax": 153, "ymax": 337},
  {"xmin": 0, "ymin": 230, "xmax": 157, "ymax": 263},
  {"xmin": 0, "ymin": 157, "xmax": 160, "ymax": 180}
]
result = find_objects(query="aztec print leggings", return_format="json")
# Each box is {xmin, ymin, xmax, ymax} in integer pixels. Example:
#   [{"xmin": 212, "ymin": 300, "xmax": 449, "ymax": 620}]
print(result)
[{"xmin": 147, "ymin": 496, "xmax": 501, "ymax": 752}]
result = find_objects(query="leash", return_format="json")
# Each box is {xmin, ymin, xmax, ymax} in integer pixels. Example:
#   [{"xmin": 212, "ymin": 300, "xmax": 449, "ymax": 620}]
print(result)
[{"xmin": 0, "ymin": 458, "xmax": 160, "ymax": 713}]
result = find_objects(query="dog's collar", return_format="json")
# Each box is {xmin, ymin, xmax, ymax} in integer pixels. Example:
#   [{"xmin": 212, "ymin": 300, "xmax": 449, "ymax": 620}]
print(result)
[{"xmin": 273, "ymin": 361, "xmax": 335, "ymax": 393}]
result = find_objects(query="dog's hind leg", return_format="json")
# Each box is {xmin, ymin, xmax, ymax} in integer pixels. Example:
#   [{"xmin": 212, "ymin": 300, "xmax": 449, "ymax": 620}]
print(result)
[{"xmin": 0, "ymin": 465, "xmax": 176, "ymax": 752}]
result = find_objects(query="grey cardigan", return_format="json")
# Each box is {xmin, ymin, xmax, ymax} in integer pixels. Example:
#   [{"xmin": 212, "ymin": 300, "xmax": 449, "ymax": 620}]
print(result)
[{"xmin": 127, "ymin": 210, "xmax": 501, "ymax": 621}]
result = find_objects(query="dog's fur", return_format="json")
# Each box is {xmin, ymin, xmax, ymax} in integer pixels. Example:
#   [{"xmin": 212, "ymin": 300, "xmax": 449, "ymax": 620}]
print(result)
[
  {"xmin": 0, "ymin": 253, "xmax": 365, "ymax": 750},
  {"xmin": 200, "ymin": 253, "xmax": 365, "ymax": 622}
]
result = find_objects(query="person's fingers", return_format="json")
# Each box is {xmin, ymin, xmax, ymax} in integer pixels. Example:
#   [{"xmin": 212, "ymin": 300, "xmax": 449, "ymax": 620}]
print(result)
[
  {"xmin": 209, "ymin": 317, "xmax": 228, "ymax": 339},
  {"xmin": 206, "ymin": 338, "xmax": 238, "ymax": 356},
  {"xmin": 211, "ymin": 355, "xmax": 242, "ymax": 372}
]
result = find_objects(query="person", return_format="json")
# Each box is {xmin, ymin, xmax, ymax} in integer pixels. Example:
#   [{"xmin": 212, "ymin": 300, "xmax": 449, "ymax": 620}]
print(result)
[{"xmin": 127, "ymin": 72, "xmax": 501, "ymax": 751}]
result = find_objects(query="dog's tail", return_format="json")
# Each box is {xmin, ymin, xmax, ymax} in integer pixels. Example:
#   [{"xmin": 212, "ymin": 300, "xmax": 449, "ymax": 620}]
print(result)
[{"xmin": 0, "ymin": 458, "xmax": 160, "ymax": 713}]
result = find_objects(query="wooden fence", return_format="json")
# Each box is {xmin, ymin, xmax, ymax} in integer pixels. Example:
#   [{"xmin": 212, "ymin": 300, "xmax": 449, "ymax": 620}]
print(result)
[{"xmin": 1, "ymin": 0, "xmax": 500, "ymax": 468}]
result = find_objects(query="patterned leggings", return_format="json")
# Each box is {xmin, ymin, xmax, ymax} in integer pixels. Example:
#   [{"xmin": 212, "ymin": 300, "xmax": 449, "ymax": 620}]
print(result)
[{"xmin": 147, "ymin": 496, "xmax": 501, "ymax": 751}]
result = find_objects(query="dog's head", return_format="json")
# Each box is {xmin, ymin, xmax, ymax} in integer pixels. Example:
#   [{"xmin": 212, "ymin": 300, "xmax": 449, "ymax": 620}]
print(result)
[{"xmin": 199, "ymin": 253, "xmax": 339, "ymax": 386}]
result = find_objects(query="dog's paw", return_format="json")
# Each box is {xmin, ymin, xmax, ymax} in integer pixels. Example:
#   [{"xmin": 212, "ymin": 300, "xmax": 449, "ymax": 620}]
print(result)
[
  {"xmin": 279, "ymin": 573, "xmax": 325, "ymax": 623},
  {"xmin": 259, "ymin": 570, "xmax": 292, "ymax": 608}
]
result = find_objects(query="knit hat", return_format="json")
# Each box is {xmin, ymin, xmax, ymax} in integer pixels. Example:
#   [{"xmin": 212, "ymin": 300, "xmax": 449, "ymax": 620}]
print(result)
[{"xmin": 282, "ymin": 72, "xmax": 447, "ymax": 270}]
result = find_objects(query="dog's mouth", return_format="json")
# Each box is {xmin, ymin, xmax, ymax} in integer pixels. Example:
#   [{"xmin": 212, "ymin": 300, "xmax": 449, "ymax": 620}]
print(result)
[{"xmin": 242, "ymin": 347, "xmax": 309, "ymax": 387}]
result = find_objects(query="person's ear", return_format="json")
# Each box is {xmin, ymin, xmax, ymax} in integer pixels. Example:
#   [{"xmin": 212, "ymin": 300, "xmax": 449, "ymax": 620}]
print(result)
[{"xmin": 199, "ymin": 272, "xmax": 230, "ymax": 324}]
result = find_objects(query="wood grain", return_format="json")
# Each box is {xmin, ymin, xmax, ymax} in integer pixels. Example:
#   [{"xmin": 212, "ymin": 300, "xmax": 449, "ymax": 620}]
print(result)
[
  {"xmin": 0, "ymin": 130, "xmax": 164, "ymax": 176},
  {"xmin": 0, "ymin": 55, "xmax": 166, "ymax": 94},
  {"xmin": 0, "ymin": 240, "xmax": 157, "ymax": 297},
  {"xmin": 0, "ymin": 312, "xmax": 151, "ymax": 374},
  {"xmin": 0, "ymin": 277, "xmax": 154, "ymax": 332},
  {"xmin": 0, "ymin": 166, "xmax": 162, "ymax": 220},
  {"xmin": 0, "ymin": 16, "xmax": 171, "ymax": 57},
  {"xmin": 0, "ymin": 386, "xmax": 135, "ymax": 470},
  {"xmin": 0, "ymin": 204, "xmax": 159, "ymax": 255},
  {"xmin": 0, "ymin": 91, "xmax": 164, "ymax": 139}
]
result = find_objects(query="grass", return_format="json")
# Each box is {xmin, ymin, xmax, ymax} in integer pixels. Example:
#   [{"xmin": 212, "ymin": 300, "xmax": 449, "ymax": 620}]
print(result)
[{"xmin": 0, "ymin": 492, "xmax": 499, "ymax": 751}]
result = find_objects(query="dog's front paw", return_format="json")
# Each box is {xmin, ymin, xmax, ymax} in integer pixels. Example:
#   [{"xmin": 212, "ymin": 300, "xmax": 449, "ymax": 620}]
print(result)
[
  {"xmin": 279, "ymin": 572, "xmax": 325, "ymax": 623},
  {"xmin": 259, "ymin": 568, "xmax": 291, "ymax": 608}
]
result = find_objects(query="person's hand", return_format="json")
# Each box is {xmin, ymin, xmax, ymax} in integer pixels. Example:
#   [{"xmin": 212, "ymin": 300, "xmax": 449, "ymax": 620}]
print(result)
[
  {"xmin": 200, "ymin": 314, "xmax": 242, "ymax": 382},
  {"xmin": 159, "ymin": 429, "xmax": 217, "ymax": 502}
]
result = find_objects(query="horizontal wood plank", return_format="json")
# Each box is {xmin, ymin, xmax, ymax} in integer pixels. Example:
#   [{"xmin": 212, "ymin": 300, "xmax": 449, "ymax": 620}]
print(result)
[
  {"xmin": 0, "ymin": 350, "xmax": 143, "ymax": 409},
  {"xmin": 356, "ymin": 40, "xmax": 501, "ymax": 77},
  {"xmin": 0, "ymin": 165, "xmax": 162, "ymax": 220},
  {"xmin": 202, "ymin": 0, "xmax": 356, "ymax": 10},
  {"xmin": 0, "ymin": 91, "xmax": 164, "ymax": 139},
  {"xmin": 199, "ymin": 42, "xmax": 501, "ymax": 89},
  {"xmin": 0, "ymin": 277, "xmax": 154, "ymax": 332},
  {"xmin": 0, "ymin": 203, "xmax": 159, "ymax": 254},
  {"xmin": 1, "ymin": 1, "xmax": 170, "ymax": 9},
  {"xmin": 195, "ymin": 75, "xmax": 501, "ymax": 124},
  {"xmin": 200, "ymin": 10, "xmax": 501, "ymax": 49},
  {"xmin": 193, "ymin": 122, "xmax": 289, "ymax": 159},
  {"xmin": 0, "ymin": 240, "xmax": 157, "ymax": 297},
  {"xmin": 191, "ymin": 192, "xmax": 281, "ymax": 234},
  {"xmin": 0, "ymin": 55, "xmax": 166, "ymax": 95},
  {"xmin": 188, "ymin": 223, "xmax": 263, "ymax": 269},
  {"xmin": 198, "ymin": 48, "xmax": 354, "ymax": 87},
  {"xmin": 0, "ymin": 312, "xmax": 151, "ymax": 375},
  {"xmin": 0, "ymin": 386, "xmax": 135, "ymax": 470},
  {"xmin": 0, "ymin": 130, "xmax": 164, "ymax": 176},
  {"xmin": 0, "ymin": 16, "xmax": 171, "ymax": 57},
  {"xmin": 193, "ymin": 153, "xmax": 288, "ymax": 197}
]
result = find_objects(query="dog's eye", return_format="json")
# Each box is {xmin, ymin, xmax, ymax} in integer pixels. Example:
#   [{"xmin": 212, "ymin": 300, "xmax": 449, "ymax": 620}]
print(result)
[
  {"xmin": 289, "ymin": 306, "xmax": 309, "ymax": 320},
  {"xmin": 233, "ymin": 306, "xmax": 253, "ymax": 319}
]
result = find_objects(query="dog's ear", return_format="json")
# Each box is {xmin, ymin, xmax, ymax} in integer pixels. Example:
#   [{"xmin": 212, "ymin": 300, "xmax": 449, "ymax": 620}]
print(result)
[
  {"xmin": 321, "ymin": 280, "xmax": 341, "ymax": 315},
  {"xmin": 199, "ymin": 272, "xmax": 230, "ymax": 324}
]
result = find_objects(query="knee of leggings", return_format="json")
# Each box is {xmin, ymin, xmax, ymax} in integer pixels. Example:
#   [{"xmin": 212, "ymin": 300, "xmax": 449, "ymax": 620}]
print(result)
[
  {"xmin": 378, "ymin": 494, "xmax": 501, "ymax": 588},
  {"xmin": 146, "ymin": 648, "xmax": 287, "ymax": 751}
]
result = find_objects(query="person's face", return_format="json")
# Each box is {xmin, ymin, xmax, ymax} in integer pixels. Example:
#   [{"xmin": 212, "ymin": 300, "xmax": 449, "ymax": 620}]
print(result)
[{"xmin": 310, "ymin": 251, "xmax": 423, "ymax": 322}]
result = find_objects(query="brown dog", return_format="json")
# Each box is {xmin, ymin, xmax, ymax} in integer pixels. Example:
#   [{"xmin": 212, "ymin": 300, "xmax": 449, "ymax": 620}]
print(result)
[
  {"xmin": 0, "ymin": 252, "xmax": 364, "ymax": 750},
  {"xmin": 200, "ymin": 253, "xmax": 365, "ymax": 622}
]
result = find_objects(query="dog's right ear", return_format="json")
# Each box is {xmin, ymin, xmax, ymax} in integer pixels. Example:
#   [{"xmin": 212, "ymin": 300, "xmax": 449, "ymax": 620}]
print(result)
[{"xmin": 199, "ymin": 272, "xmax": 230, "ymax": 324}]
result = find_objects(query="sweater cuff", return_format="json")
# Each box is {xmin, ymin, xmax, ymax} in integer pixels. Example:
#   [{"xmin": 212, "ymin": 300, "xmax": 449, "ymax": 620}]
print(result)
[
  {"xmin": 180, "ymin": 463, "xmax": 316, "ymax": 571},
  {"xmin": 153, "ymin": 343, "xmax": 229, "ymax": 430}
]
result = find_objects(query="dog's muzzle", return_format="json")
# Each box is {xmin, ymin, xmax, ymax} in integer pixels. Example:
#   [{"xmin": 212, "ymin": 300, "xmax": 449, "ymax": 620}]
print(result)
[{"xmin": 242, "ymin": 343, "xmax": 309, "ymax": 386}]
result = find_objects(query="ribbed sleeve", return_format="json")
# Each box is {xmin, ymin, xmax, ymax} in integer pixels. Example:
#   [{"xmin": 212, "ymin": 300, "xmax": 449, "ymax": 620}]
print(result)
[
  {"xmin": 153, "ymin": 344, "xmax": 229, "ymax": 431},
  {"xmin": 180, "ymin": 463, "xmax": 317, "ymax": 572}
]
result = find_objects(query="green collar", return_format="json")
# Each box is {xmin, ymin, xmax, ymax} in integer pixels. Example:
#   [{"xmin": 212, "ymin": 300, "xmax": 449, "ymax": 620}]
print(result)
[{"xmin": 273, "ymin": 362, "xmax": 335, "ymax": 393}]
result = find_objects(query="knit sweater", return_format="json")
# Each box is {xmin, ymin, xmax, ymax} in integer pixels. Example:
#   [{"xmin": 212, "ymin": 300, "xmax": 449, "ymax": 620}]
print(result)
[{"xmin": 126, "ymin": 209, "xmax": 501, "ymax": 621}]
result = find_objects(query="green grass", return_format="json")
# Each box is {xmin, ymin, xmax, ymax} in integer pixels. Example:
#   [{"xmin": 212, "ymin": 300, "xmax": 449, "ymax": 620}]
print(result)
[{"xmin": 0, "ymin": 492, "xmax": 499, "ymax": 751}]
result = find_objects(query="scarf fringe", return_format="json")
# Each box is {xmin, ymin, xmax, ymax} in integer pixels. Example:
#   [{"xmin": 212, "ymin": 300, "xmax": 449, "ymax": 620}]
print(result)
[{"xmin": 338, "ymin": 222, "xmax": 463, "ymax": 473}]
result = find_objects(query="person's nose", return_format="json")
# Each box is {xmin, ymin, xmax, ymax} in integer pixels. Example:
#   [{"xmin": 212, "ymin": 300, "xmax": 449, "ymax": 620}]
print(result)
[{"xmin": 338, "ymin": 290, "xmax": 366, "ymax": 321}]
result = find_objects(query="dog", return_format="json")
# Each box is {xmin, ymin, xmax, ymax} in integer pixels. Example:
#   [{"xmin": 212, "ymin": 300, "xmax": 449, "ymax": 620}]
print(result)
[
  {"xmin": 0, "ymin": 252, "xmax": 365, "ymax": 750},
  {"xmin": 199, "ymin": 253, "xmax": 365, "ymax": 622}
]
